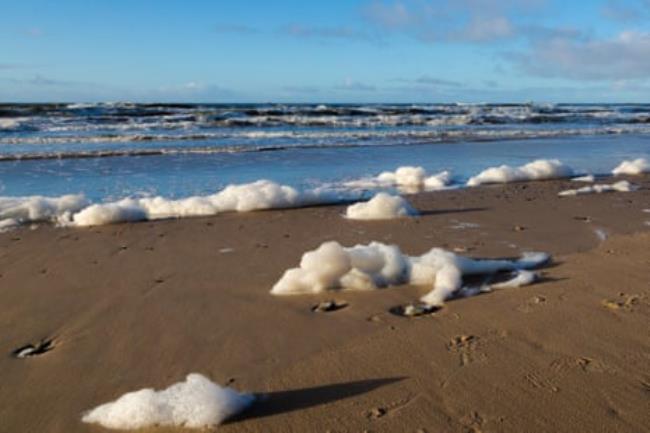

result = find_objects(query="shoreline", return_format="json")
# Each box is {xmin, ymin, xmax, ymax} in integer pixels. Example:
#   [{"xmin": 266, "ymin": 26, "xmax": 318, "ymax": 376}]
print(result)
[
  {"xmin": 1, "ymin": 175, "xmax": 649, "ymax": 432},
  {"xmin": 1, "ymin": 165, "xmax": 647, "ymax": 229}
]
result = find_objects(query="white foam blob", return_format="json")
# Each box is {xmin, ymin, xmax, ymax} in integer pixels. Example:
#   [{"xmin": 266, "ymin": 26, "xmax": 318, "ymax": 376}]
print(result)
[
  {"xmin": 345, "ymin": 193, "xmax": 417, "ymax": 220},
  {"xmin": 0, "ymin": 218, "xmax": 19, "ymax": 233},
  {"xmin": 558, "ymin": 180, "xmax": 638, "ymax": 197},
  {"xmin": 70, "ymin": 199, "xmax": 149, "ymax": 226},
  {"xmin": 571, "ymin": 175, "xmax": 595, "ymax": 183},
  {"xmin": 0, "ymin": 181, "xmax": 314, "ymax": 230},
  {"xmin": 467, "ymin": 159, "xmax": 574, "ymax": 186},
  {"xmin": 271, "ymin": 241, "xmax": 549, "ymax": 307},
  {"xmin": 81, "ymin": 373, "xmax": 254, "ymax": 430},
  {"xmin": 489, "ymin": 270, "xmax": 539, "ymax": 290},
  {"xmin": 612, "ymin": 158, "xmax": 650, "ymax": 176},
  {"xmin": 0, "ymin": 194, "xmax": 89, "ymax": 227},
  {"xmin": 71, "ymin": 180, "xmax": 301, "ymax": 227},
  {"xmin": 0, "ymin": 118, "xmax": 24, "ymax": 130},
  {"xmin": 344, "ymin": 166, "xmax": 452, "ymax": 193},
  {"xmin": 377, "ymin": 167, "xmax": 451, "ymax": 189}
]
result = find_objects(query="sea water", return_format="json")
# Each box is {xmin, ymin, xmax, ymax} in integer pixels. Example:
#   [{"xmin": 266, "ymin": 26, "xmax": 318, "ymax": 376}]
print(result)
[{"xmin": 1, "ymin": 102, "xmax": 649, "ymax": 201}]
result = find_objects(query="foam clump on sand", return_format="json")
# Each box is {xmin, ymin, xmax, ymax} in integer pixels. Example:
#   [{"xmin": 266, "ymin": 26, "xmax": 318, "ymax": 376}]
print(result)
[
  {"xmin": 345, "ymin": 193, "xmax": 417, "ymax": 220},
  {"xmin": 612, "ymin": 158, "xmax": 650, "ymax": 176},
  {"xmin": 489, "ymin": 270, "xmax": 538, "ymax": 289},
  {"xmin": 81, "ymin": 373, "xmax": 254, "ymax": 430},
  {"xmin": 558, "ymin": 180, "xmax": 637, "ymax": 197},
  {"xmin": 467, "ymin": 159, "xmax": 574, "ymax": 186},
  {"xmin": 344, "ymin": 166, "xmax": 451, "ymax": 192},
  {"xmin": 0, "ymin": 181, "xmax": 309, "ymax": 229},
  {"xmin": 271, "ymin": 241, "xmax": 549, "ymax": 306},
  {"xmin": 571, "ymin": 175, "xmax": 595, "ymax": 183},
  {"xmin": 71, "ymin": 180, "xmax": 302, "ymax": 227},
  {"xmin": 0, "ymin": 194, "xmax": 88, "ymax": 228}
]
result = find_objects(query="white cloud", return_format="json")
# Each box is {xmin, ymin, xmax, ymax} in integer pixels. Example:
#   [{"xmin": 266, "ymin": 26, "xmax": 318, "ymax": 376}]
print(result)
[
  {"xmin": 152, "ymin": 81, "xmax": 235, "ymax": 101},
  {"xmin": 362, "ymin": 1, "xmax": 417, "ymax": 30},
  {"xmin": 397, "ymin": 75, "xmax": 463, "ymax": 87},
  {"xmin": 601, "ymin": 0, "xmax": 650, "ymax": 23},
  {"xmin": 281, "ymin": 24, "xmax": 374, "ymax": 42},
  {"xmin": 0, "ymin": 63, "xmax": 24, "ymax": 70},
  {"xmin": 214, "ymin": 23, "xmax": 258, "ymax": 34},
  {"xmin": 362, "ymin": 0, "xmax": 545, "ymax": 43},
  {"xmin": 511, "ymin": 30, "xmax": 650, "ymax": 80},
  {"xmin": 453, "ymin": 15, "xmax": 515, "ymax": 42},
  {"xmin": 339, "ymin": 78, "xmax": 376, "ymax": 91}
]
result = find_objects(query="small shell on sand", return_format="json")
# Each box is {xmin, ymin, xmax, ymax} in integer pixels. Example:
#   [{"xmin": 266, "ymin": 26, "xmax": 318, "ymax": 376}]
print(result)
[{"xmin": 12, "ymin": 339, "xmax": 55, "ymax": 358}]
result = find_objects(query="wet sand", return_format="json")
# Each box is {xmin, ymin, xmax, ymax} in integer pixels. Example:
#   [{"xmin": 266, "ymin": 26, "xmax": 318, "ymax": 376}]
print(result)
[{"xmin": 1, "ymin": 175, "xmax": 649, "ymax": 433}]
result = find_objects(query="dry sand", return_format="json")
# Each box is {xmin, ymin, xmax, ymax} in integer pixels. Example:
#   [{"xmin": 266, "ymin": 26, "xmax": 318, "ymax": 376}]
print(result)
[{"xmin": 0, "ymin": 176, "xmax": 649, "ymax": 433}]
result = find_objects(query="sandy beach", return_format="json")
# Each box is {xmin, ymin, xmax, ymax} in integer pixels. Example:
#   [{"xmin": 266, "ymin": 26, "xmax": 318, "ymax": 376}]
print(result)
[{"xmin": 1, "ymin": 175, "xmax": 649, "ymax": 433}]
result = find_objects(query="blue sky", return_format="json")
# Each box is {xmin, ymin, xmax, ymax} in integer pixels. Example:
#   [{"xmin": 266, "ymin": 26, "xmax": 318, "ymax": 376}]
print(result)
[{"xmin": 2, "ymin": 0, "xmax": 650, "ymax": 102}]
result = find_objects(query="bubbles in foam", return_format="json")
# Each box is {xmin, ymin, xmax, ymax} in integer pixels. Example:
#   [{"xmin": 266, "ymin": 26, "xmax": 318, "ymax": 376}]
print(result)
[
  {"xmin": 558, "ymin": 180, "xmax": 637, "ymax": 197},
  {"xmin": 467, "ymin": 159, "xmax": 574, "ymax": 186},
  {"xmin": 612, "ymin": 158, "xmax": 650, "ymax": 176},
  {"xmin": 71, "ymin": 199, "xmax": 149, "ymax": 226},
  {"xmin": 70, "ymin": 180, "xmax": 302, "ymax": 227},
  {"xmin": 571, "ymin": 175, "xmax": 595, "ymax": 183},
  {"xmin": 345, "ymin": 193, "xmax": 417, "ymax": 220},
  {"xmin": 0, "ymin": 118, "xmax": 25, "ymax": 131},
  {"xmin": 81, "ymin": 373, "xmax": 254, "ymax": 429},
  {"xmin": 343, "ymin": 166, "xmax": 452, "ymax": 193},
  {"xmin": 0, "ymin": 181, "xmax": 310, "ymax": 229},
  {"xmin": 271, "ymin": 241, "xmax": 549, "ymax": 307},
  {"xmin": 0, "ymin": 194, "xmax": 89, "ymax": 226}
]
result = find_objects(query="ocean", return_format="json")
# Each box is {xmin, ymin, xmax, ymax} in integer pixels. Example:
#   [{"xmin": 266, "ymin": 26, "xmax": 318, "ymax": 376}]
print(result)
[{"xmin": 0, "ymin": 102, "xmax": 649, "ymax": 222}]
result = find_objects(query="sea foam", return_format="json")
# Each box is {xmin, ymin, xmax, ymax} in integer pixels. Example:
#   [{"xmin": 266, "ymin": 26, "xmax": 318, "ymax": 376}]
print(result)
[
  {"xmin": 467, "ymin": 159, "xmax": 574, "ymax": 186},
  {"xmin": 343, "ymin": 166, "xmax": 452, "ymax": 193},
  {"xmin": 612, "ymin": 158, "xmax": 650, "ymax": 176},
  {"xmin": 81, "ymin": 373, "xmax": 254, "ymax": 429},
  {"xmin": 71, "ymin": 180, "xmax": 302, "ymax": 227},
  {"xmin": 0, "ymin": 194, "xmax": 89, "ymax": 228},
  {"xmin": 345, "ymin": 193, "xmax": 417, "ymax": 220},
  {"xmin": 571, "ymin": 175, "xmax": 595, "ymax": 183},
  {"xmin": 271, "ymin": 241, "xmax": 549, "ymax": 306},
  {"xmin": 0, "ymin": 180, "xmax": 308, "ymax": 229},
  {"xmin": 558, "ymin": 180, "xmax": 637, "ymax": 197}
]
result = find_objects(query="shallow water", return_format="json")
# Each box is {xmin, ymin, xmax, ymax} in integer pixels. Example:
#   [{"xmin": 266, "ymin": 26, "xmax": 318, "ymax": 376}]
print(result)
[{"xmin": 1, "ymin": 103, "xmax": 650, "ymax": 200}]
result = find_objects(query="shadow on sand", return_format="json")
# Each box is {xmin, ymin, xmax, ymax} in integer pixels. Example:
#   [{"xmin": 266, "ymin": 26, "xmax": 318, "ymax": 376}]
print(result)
[{"xmin": 229, "ymin": 377, "xmax": 405, "ymax": 423}]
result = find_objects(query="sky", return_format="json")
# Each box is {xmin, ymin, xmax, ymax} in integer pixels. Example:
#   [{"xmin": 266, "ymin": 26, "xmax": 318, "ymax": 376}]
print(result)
[{"xmin": 1, "ymin": 0, "xmax": 650, "ymax": 103}]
